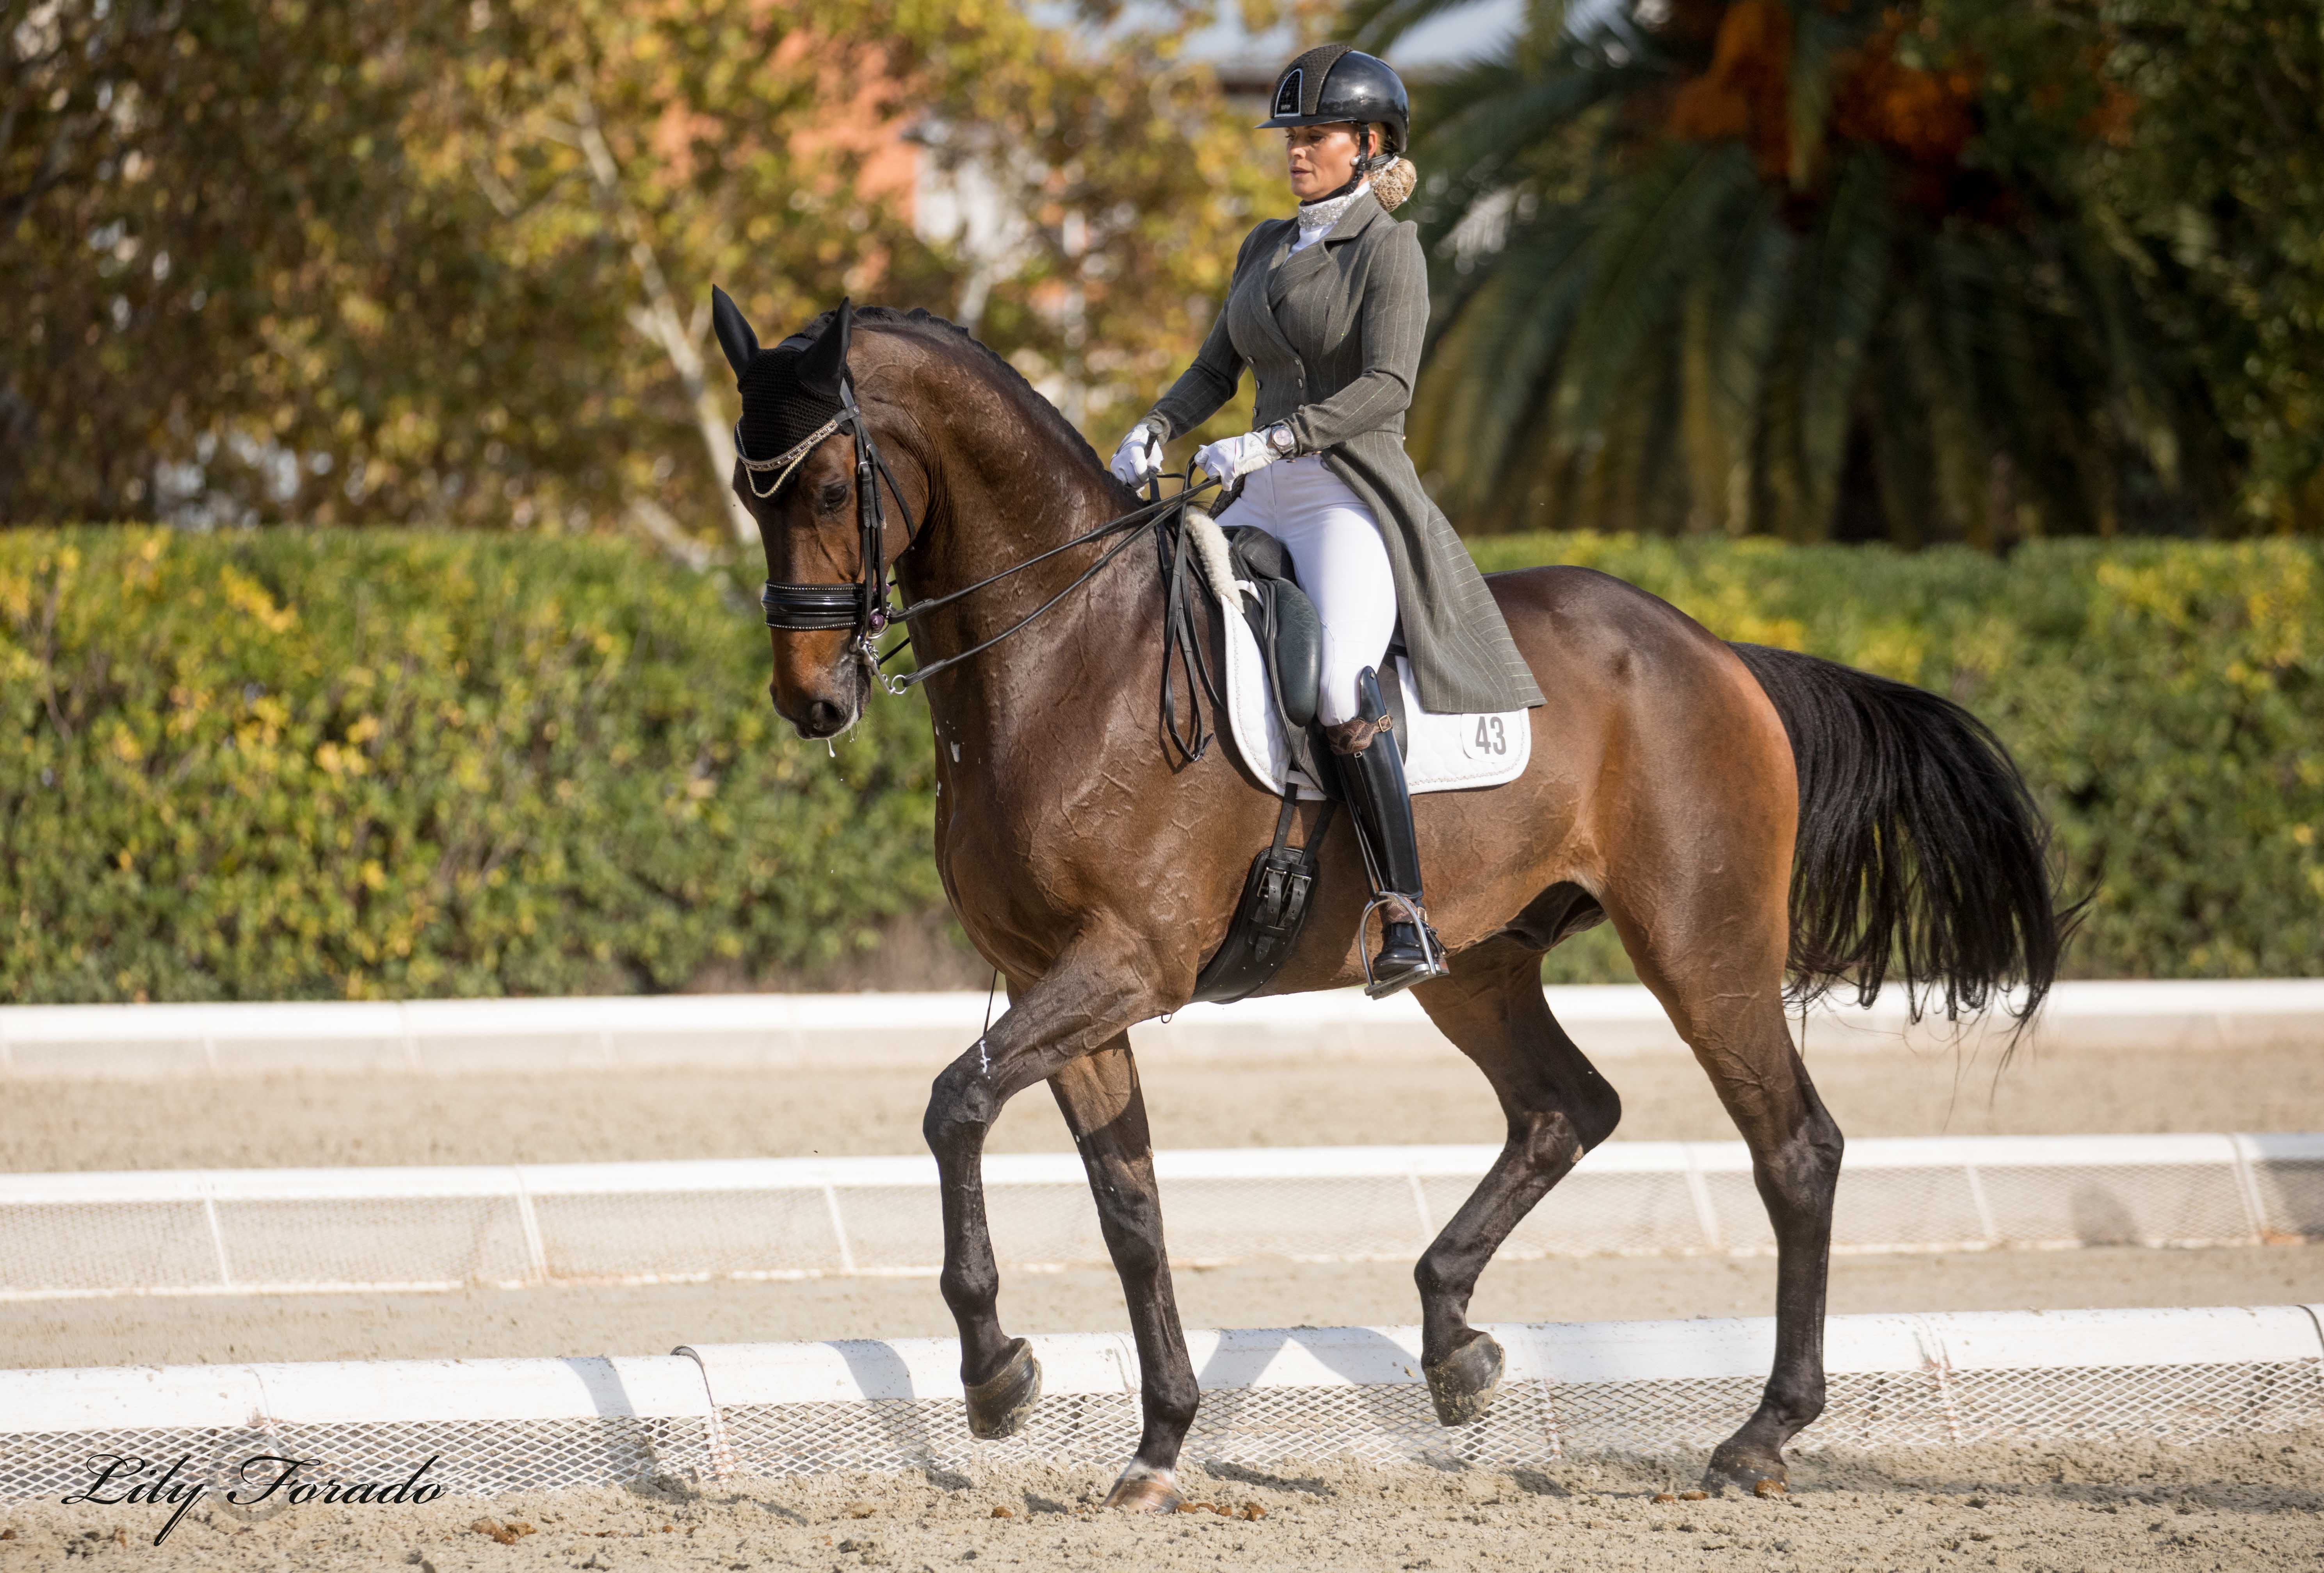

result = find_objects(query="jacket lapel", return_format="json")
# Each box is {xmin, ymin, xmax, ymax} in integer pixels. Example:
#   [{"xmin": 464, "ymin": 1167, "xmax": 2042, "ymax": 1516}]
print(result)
[
  {"xmin": 1272, "ymin": 192, "xmax": 1383, "ymax": 293},
  {"xmin": 1236, "ymin": 222, "xmax": 1306, "ymax": 367},
  {"xmin": 1267, "ymin": 232, "xmax": 1333, "ymax": 306}
]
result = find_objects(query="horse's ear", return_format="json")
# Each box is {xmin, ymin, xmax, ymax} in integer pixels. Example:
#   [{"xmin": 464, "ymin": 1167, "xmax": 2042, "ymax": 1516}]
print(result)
[
  {"xmin": 798, "ymin": 298, "xmax": 852, "ymax": 399},
  {"xmin": 711, "ymin": 286, "xmax": 759, "ymax": 381}
]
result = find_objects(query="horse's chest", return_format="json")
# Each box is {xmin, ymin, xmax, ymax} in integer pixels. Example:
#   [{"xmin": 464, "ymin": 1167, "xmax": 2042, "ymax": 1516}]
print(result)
[{"xmin": 932, "ymin": 734, "xmax": 1163, "ymax": 913}]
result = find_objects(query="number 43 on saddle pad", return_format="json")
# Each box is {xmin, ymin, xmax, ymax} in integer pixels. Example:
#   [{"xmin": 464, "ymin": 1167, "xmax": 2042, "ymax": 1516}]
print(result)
[{"xmin": 1217, "ymin": 611, "xmax": 1533, "ymax": 799}]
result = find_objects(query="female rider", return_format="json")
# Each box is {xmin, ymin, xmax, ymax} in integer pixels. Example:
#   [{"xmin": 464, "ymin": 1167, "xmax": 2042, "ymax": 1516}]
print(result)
[{"xmin": 1109, "ymin": 45, "xmax": 1545, "ymax": 997}]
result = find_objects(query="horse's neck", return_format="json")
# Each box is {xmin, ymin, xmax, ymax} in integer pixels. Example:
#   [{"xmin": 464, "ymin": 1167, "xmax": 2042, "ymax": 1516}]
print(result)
[{"xmin": 901, "ymin": 440, "xmax": 1160, "ymax": 732}]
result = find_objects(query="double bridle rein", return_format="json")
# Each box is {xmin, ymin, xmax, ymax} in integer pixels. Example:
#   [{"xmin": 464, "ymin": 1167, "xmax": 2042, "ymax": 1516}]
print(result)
[{"xmin": 744, "ymin": 373, "xmax": 1218, "ymax": 718}]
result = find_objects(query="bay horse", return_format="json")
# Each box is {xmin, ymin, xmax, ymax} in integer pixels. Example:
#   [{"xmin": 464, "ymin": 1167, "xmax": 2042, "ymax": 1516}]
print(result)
[{"xmin": 715, "ymin": 299, "xmax": 2067, "ymax": 1507}]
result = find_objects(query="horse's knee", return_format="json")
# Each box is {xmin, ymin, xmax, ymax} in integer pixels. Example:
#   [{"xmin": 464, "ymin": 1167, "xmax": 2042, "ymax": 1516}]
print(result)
[
  {"xmin": 1566, "ymin": 1081, "xmax": 1622, "ymax": 1153},
  {"xmin": 923, "ymin": 1060, "xmax": 999, "ymax": 1156},
  {"xmin": 1507, "ymin": 1107, "xmax": 1596, "ymax": 1172}
]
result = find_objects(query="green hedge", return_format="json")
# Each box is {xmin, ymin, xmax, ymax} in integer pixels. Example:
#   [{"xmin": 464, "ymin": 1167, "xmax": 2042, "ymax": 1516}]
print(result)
[
  {"xmin": 3, "ymin": 528, "xmax": 2319, "ymax": 1001},
  {"xmin": 1471, "ymin": 533, "xmax": 2324, "ymax": 983},
  {"xmin": 1, "ymin": 530, "xmax": 944, "ymax": 1001}
]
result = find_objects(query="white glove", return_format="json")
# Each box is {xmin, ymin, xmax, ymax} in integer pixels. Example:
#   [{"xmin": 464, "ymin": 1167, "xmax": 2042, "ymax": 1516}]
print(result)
[
  {"xmin": 1108, "ymin": 422, "xmax": 1166, "ymax": 487},
  {"xmin": 1192, "ymin": 429, "xmax": 1282, "ymax": 487}
]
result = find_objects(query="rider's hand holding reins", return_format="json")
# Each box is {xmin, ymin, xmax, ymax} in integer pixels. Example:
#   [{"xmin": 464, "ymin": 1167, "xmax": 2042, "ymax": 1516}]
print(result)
[
  {"xmin": 1108, "ymin": 423, "xmax": 1166, "ymax": 487},
  {"xmin": 1193, "ymin": 423, "xmax": 1294, "ymax": 487}
]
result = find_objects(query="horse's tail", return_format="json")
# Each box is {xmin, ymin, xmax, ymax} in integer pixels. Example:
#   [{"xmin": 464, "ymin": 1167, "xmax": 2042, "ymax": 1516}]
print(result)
[{"xmin": 1727, "ymin": 642, "xmax": 2075, "ymax": 1024}]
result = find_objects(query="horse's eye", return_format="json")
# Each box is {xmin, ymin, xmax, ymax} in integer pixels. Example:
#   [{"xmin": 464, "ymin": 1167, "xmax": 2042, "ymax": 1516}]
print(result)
[{"xmin": 816, "ymin": 480, "xmax": 851, "ymax": 514}]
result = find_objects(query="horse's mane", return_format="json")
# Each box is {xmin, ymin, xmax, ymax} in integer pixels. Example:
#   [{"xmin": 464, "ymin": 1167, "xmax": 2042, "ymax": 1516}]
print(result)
[{"xmin": 796, "ymin": 305, "xmax": 1112, "ymax": 479}]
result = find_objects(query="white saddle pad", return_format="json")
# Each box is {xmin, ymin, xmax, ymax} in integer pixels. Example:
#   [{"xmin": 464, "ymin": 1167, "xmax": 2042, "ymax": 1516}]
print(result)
[{"xmin": 1206, "ymin": 571, "xmax": 1531, "ymax": 800}]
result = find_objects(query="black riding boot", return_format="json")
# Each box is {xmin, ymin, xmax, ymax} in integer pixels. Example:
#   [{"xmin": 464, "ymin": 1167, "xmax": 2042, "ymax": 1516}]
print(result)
[{"xmin": 1327, "ymin": 668, "xmax": 1446, "ymax": 998}]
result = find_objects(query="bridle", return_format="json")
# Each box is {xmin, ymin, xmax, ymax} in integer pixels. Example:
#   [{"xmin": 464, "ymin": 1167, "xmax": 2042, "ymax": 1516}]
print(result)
[
  {"xmin": 744, "ymin": 370, "xmax": 1218, "ymax": 711},
  {"xmin": 743, "ymin": 376, "xmax": 913, "ymax": 670}
]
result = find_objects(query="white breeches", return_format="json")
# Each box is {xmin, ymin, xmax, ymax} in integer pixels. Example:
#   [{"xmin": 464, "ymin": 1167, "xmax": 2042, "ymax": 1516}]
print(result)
[{"xmin": 1214, "ymin": 456, "xmax": 1398, "ymax": 727}]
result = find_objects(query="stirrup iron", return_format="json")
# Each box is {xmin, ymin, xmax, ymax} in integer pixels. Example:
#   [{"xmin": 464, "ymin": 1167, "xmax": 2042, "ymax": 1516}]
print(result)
[{"xmin": 1358, "ymin": 891, "xmax": 1447, "ymax": 998}]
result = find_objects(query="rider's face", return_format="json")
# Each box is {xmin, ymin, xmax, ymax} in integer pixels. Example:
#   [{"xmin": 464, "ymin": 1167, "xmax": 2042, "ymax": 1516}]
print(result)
[{"xmin": 1284, "ymin": 123, "xmax": 1363, "ymax": 201}]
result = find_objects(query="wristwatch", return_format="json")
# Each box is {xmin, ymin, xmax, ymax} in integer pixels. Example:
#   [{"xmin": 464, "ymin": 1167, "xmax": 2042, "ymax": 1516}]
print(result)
[{"xmin": 1264, "ymin": 421, "xmax": 1298, "ymax": 458}]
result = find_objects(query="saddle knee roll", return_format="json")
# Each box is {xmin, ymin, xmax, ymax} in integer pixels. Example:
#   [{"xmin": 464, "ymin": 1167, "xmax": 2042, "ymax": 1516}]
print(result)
[{"xmin": 1224, "ymin": 525, "xmax": 1323, "ymax": 729}]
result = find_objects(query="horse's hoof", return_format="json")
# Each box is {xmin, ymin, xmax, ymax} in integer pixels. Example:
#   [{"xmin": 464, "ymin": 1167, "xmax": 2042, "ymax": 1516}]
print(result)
[
  {"xmin": 1101, "ymin": 1461, "xmax": 1183, "ymax": 1513},
  {"xmin": 1704, "ymin": 1440, "xmax": 1788, "ymax": 1496},
  {"xmin": 964, "ymin": 1339, "xmax": 1042, "ymax": 1440},
  {"xmin": 1423, "ymin": 1330, "xmax": 1504, "ymax": 1427}
]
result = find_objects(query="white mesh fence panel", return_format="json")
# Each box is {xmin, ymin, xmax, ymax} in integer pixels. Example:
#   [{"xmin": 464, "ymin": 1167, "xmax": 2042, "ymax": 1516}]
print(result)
[
  {"xmin": 9, "ymin": 1309, "xmax": 2324, "ymax": 1502},
  {"xmin": 3, "ymin": 1136, "xmax": 2318, "ymax": 1300},
  {"xmin": 0, "ymin": 1356, "xmax": 720, "ymax": 1504},
  {"xmin": 13, "ymin": 1309, "xmax": 2313, "ymax": 1503}
]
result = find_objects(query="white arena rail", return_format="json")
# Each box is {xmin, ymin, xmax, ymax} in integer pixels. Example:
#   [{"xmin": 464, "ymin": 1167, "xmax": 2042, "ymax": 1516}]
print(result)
[
  {"xmin": 3, "ymin": 1134, "xmax": 2316, "ymax": 1300},
  {"xmin": 4, "ymin": 979, "xmax": 2321, "ymax": 1077},
  {"xmin": 3, "ymin": 1306, "xmax": 2320, "ymax": 1502}
]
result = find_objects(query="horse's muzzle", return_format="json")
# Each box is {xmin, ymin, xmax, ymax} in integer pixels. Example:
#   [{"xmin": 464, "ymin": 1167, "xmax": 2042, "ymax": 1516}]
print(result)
[
  {"xmin": 771, "ymin": 654, "xmax": 864, "ymax": 739},
  {"xmin": 795, "ymin": 696, "xmax": 854, "ymax": 739}
]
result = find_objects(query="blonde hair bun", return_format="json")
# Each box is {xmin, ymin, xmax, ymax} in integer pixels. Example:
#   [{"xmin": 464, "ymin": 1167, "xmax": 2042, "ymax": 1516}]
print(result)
[{"xmin": 1370, "ymin": 156, "xmax": 1417, "ymax": 212}]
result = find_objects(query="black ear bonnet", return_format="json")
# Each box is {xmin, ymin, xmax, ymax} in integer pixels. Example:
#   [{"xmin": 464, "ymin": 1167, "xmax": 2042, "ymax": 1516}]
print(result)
[{"xmin": 734, "ymin": 301, "xmax": 852, "ymax": 471}]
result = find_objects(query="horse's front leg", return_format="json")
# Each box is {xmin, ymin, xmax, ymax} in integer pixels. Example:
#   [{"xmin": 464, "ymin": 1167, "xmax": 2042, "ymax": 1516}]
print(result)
[
  {"xmin": 1048, "ymin": 1037, "xmax": 1197, "ymax": 1511},
  {"xmin": 920, "ymin": 941, "xmax": 1165, "ymax": 1448}
]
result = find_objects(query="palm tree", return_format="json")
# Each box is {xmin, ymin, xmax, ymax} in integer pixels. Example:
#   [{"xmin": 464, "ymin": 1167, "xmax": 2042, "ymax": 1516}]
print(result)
[{"xmin": 1353, "ymin": 0, "xmax": 2233, "ymax": 543}]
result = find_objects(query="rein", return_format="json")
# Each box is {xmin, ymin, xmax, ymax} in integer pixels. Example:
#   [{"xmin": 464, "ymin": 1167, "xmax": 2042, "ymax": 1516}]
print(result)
[
  {"xmin": 881, "ymin": 482, "xmax": 1214, "ymax": 693},
  {"xmin": 750, "ymin": 375, "xmax": 1220, "ymax": 750}
]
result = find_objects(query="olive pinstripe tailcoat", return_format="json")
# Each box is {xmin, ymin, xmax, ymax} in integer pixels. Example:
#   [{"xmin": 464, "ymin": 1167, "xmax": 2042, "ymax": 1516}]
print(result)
[{"xmin": 1141, "ymin": 190, "xmax": 1545, "ymax": 715}]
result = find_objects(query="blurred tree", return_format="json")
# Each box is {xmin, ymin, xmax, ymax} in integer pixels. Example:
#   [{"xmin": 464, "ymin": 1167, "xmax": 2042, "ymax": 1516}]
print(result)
[
  {"xmin": 1, "ymin": 0, "xmax": 1274, "ymax": 551},
  {"xmin": 1353, "ymin": 0, "xmax": 2283, "ymax": 543},
  {"xmin": 886, "ymin": 14, "xmax": 1278, "ymax": 460},
  {"xmin": 2083, "ymin": 0, "xmax": 2324, "ymax": 534},
  {"xmin": 2, "ymin": 0, "xmax": 486, "ymax": 525}
]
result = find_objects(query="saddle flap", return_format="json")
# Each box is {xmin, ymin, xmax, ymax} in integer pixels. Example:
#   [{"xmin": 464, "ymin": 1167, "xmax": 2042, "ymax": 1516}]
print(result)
[{"xmin": 1224, "ymin": 528, "xmax": 1322, "ymax": 730}]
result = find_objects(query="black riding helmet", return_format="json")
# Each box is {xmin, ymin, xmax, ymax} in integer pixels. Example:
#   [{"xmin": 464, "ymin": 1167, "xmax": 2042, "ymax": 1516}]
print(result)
[{"xmin": 1257, "ymin": 44, "xmax": 1409, "ymax": 160}]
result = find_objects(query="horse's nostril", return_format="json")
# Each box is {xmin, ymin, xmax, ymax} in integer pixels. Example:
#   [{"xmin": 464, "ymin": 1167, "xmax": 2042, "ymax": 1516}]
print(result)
[{"xmin": 803, "ymin": 699, "xmax": 847, "ymax": 737}]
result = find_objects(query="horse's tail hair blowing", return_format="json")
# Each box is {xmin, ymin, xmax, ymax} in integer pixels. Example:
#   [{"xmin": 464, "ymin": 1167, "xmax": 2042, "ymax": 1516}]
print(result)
[{"xmin": 1728, "ymin": 643, "xmax": 2076, "ymax": 1024}]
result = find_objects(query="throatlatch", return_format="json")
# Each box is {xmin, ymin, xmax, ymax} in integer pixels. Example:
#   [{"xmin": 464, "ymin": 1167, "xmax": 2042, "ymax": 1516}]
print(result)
[{"xmin": 1333, "ymin": 666, "xmax": 1446, "ymax": 998}]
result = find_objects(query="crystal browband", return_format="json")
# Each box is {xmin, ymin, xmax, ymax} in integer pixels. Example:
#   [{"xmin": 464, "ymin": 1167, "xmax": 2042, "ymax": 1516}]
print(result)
[{"xmin": 734, "ymin": 413, "xmax": 844, "ymax": 499}]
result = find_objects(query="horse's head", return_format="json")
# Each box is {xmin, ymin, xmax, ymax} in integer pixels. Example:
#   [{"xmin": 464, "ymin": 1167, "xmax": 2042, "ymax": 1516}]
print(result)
[{"xmin": 714, "ymin": 290, "xmax": 919, "ymax": 739}]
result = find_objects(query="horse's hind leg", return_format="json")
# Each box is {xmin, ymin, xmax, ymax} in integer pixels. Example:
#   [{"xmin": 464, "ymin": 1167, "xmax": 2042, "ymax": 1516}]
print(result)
[
  {"xmin": 1048, "ymin": 1038, "xmax": 1198, "ymax": 1510},
  {"xmin": 1409, "ymin": 923, "xmax": 1623, "ymax": 1425},
  {"xmin": 1622, "ymin": 913, "xmax": 1843, "ymax": 1494}
]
